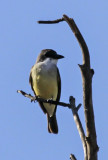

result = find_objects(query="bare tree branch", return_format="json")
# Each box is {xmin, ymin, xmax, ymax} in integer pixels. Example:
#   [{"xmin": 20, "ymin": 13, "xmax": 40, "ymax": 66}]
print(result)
[
  {"xmin": 17, "ymin": 90, "xmax": 81, "ymax": 109},
  {"xmin": 37, "ymin": 18, "xmax": 64, "ymax": 24}
]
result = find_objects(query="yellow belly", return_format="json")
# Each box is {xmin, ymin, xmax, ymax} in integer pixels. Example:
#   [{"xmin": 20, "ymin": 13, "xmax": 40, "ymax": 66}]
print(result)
[{"xmin": 32, "ymin": 68, "xmax": 58, "ymax": 116}]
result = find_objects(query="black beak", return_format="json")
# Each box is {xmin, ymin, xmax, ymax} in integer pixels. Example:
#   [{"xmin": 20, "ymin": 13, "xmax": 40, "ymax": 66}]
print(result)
[{"xmin": 57, "ymin": 54, "xmax": 64, "ymax": 59}]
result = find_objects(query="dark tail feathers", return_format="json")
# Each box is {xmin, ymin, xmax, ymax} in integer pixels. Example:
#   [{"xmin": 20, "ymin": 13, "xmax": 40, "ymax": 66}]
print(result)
[{"xmin": 47, "ymin": 114, "xmax": 58, "ymax": 134}]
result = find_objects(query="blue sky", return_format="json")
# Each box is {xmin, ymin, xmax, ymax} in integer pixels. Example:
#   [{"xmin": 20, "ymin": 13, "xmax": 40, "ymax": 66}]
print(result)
[{"xmin": 0, "ymin": 0, "xmax": 108, "ymax": 160}]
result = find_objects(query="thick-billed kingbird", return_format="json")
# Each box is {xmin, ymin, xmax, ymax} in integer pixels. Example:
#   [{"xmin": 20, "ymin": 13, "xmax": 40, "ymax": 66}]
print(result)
[{"xmin": 29, "ymin": 49, "xmax": 64, "ymax": 134}]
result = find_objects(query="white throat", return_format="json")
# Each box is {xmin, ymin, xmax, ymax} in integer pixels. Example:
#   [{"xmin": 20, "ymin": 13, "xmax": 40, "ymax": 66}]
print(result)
[{"xmin": 43, "ymin": 58, "xmax": 58, "ymax": 66}]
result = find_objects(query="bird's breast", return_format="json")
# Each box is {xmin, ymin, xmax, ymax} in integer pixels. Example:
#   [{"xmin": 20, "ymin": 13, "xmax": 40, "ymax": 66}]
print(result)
[{"xmin": 32, "ymin": 64, "xmax": 58, "ymax": 100}]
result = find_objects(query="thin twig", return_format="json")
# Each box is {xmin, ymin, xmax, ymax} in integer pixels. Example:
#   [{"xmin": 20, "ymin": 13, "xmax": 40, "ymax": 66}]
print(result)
[
  {"xmin": 37, "ymin": 18, "xmax": 64, "ymax": 24},
  {"xmin": 17, "ymin": 90, "xmax": 81, "ymax": 110}
]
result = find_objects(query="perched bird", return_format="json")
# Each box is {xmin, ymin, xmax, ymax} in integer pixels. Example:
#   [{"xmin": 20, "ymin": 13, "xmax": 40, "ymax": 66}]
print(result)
[{"xmin": 29, "ymin": 49, "xmax": 64, "ymax": 134}]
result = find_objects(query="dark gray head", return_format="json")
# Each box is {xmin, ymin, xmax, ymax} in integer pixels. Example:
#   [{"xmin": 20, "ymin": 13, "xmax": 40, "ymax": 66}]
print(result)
[{"xmin": 36, "ymin": 49, "xmax": 64, "ymax": 63}]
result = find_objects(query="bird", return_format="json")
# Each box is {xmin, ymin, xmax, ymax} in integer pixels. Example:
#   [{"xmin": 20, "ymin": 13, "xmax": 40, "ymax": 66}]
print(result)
[{"xmin": 29, "ymin": 49, "xmax": 64, "ymax": 134}]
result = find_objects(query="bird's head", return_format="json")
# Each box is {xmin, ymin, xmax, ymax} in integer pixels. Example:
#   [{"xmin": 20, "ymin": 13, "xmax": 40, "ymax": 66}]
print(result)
[{"xmin": 36, "ymin": 49, "xmax": 64, "ymax": 64}]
